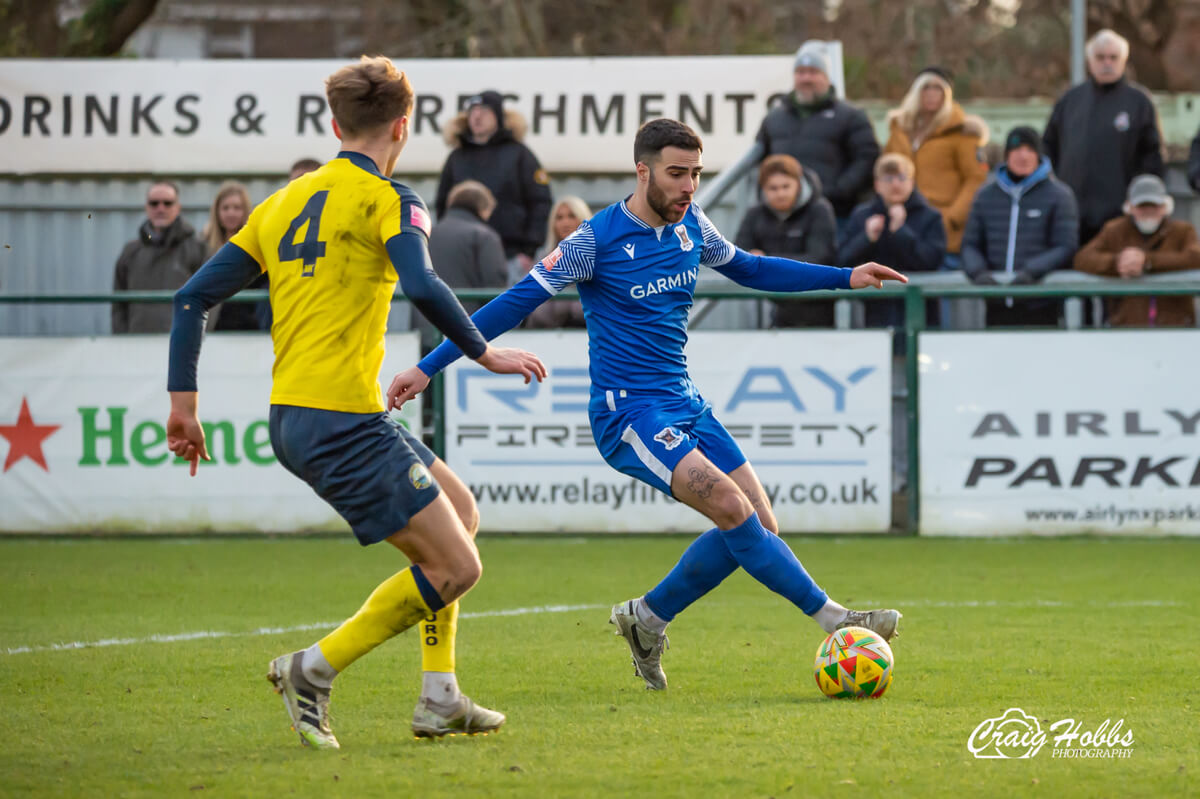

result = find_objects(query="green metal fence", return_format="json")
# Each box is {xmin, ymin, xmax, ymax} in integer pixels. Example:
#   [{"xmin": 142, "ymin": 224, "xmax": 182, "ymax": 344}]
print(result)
[{"xmin": 4, "ymin": 280, "xmax": 1200, "ymax": 533}]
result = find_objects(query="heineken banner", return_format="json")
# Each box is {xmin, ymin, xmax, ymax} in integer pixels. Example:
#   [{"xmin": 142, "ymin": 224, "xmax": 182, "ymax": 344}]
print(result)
[{"xmin": 0, "ymin": 335, "xmax": 420, "ymax": 533}]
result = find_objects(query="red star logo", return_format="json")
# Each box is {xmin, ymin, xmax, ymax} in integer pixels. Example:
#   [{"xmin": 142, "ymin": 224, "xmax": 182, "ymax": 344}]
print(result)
[{"xmin": 0, "ymin": 397, "xmax": 61, "ymax": 472}]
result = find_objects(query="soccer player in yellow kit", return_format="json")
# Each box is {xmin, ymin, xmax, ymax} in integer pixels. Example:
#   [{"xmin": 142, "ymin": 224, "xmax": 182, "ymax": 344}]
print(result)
[{"xmin": 165, "ymin": 56, "xmax": 546, "ymax": 748}]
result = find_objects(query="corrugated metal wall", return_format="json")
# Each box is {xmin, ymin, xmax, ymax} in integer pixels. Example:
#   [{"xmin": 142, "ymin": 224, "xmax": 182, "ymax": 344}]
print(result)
[{"xmin": 0, "ymin": 172, "xmax": 746, "ymax": 335}]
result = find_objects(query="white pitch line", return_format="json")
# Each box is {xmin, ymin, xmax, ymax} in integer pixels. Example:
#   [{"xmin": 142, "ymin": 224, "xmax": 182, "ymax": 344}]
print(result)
[
  {"xmin": 2, "ymin": 599, "xmax": 1186, "ymax": 656},
  {"xmin": 2, "ymin": 603, "xmax": 606, "ymax": 657}
]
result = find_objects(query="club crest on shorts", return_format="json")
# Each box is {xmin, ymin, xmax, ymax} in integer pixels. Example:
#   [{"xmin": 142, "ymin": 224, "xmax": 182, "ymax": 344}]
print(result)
[
  {"xmin": 673, "ymin": 225, "xmax": 694, "ymax": 252},
  {"xmin": 409, "ymin": 463, "xmax": 432, "ymax": 490},
  {"xmin": 654, "ymin": 426, "xmax": 684, "ymax": 450}
]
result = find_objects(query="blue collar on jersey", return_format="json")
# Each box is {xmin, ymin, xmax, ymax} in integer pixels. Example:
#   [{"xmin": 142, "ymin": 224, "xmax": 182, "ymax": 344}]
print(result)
[{"xmin": 337, "ymin": 150, "xmax": 383, "ymax": 176}]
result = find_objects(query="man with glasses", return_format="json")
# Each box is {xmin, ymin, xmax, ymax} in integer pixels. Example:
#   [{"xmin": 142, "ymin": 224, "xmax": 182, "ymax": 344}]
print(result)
[{"xmin": 112, "ymin": 180, "xmax": 207, "ymax": 333}]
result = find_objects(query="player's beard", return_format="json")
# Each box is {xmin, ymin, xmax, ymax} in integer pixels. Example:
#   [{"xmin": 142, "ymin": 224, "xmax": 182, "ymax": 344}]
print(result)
[{"xmin": 646, "ymin": 169, "xmax": 687, "ymax": 224}]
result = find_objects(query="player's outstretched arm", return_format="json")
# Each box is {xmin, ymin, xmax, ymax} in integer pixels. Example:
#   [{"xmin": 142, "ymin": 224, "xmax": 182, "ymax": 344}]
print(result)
[
  {"xmin": 848, "ymin": 262, "xmax": 908, "ymax": 289},
  {"xmin": 387, "ymin": 345, "xmax": 547, "ymax": 411}
]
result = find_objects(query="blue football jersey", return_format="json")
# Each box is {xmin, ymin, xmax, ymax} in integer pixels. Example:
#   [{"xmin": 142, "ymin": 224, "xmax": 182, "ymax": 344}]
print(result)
[{"xmin": 528, "ymin": 200, "xmax": 735, "ymax": 395}]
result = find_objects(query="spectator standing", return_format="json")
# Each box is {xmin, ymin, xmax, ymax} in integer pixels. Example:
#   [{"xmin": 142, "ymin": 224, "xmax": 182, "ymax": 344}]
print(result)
[
  {"xmin": 201, "ymin": 181, "xmax": 259, "ymax": 331},
  {"xmin": 883, "ymin": 66, "xmax": 989, "ymax": 263},
  {"xmin": 839, "ymin": 153, "xmax": 945, "ymax": 331},
  {"xmin": 1043, "ymin": 29, "xmax": 1164, "ymax": 245},
  {"xmin": 1074, "ymin": 174, "xmax": 1200, "ymax": 327},
  {"xmin": 288, "ymin": 158, "xmax": 322, "ymax": 182},
  {"xmin": 418, "ymin": 181, "xmax": 509, "ymax": 351},
  {"xmin": 1189, "ymin": 124, "xmax": 1200, "ymax": 193},
  {"xmin": 525, "ymin": 196, "xmax": 591, "ymax": 329},
  {"xmin": 436, "ymin": 91, "xmax": 553, "ymax": 284},
  {"xmin": 755, "ymin": 41, "xmax": 879, "ymax": 228},
  {"xmin": 734, "ymin": 154, "xmax": 837, "ymax": 327},
  {"xmin": 112, "ymin": 180, "xmax": 206, "ymax": 334},
  {"xmin": 961, "ymin": 127, "xmax": 1079, "ymax": 327}
]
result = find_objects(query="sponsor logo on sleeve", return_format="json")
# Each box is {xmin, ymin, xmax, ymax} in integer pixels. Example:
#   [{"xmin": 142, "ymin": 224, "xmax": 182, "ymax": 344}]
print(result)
[{"xmin": 408, "ymin": 204, "xmax": 431, "ymax": 237}]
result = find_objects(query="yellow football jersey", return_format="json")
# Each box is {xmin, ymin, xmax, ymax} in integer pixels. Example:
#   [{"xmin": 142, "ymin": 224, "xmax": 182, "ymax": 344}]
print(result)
[{"xmin": 231, "ymin": 152, "xmax": 432, "ymax": 413}]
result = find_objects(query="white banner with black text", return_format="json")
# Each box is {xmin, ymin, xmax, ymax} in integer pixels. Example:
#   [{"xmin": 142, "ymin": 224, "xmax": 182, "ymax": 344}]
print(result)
[
  {"xmin": 0, "ymin": 56, "xmax": 792, "ymax": 174},
  {"xmin": 919, "ymin": 331, "xmax": 1200, "ymax": 536}
]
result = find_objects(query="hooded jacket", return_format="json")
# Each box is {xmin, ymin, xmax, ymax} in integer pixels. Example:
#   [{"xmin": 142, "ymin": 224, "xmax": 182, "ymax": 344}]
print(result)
[
  {"xmin": 435, "ymin": 109, "xmax": 553, "ymax": 259},
  {"xmin": 755, "ymin": 89, "xmax": 880, "ymax": 218},
  {"xmin": 112, "ymin": 217, "xmax": 207, "ymax": 333},
  {"xmin": 884, "ymin": 103, "xmax": 990, "ymax": 253},
  {"xmin": 1073, "ymin": 215, "xmax": 1200, "ymax": 327},
  {"xmin": 734, "ymin": 170, "xmax": 838, "ymax": 327},
  {"xmin": 837, "ymin": 188, "xmax": 946, "ymax": 273},
  {"xmin": 1043, "ymin": 76, "xmax": 1164, "ymax": 239},
  {"xmin": 961, "ymin": 157, "xmax": 1079, "ymax": 279}
]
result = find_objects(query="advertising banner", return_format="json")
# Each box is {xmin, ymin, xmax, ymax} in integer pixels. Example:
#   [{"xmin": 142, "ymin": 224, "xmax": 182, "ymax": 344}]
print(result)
[
  {"xmin": 920, "ymin": 331, "xmax": 1200, "ymax": 536},
  {"xmin": 443, "ymin": 330, "xmax": 892, "ymax": 533},
  {"xmin": 0, "ymin": 334, "xmax": 421, "ymax": 533},
  {"xmin": 0, "ymin": 56, "xmax": 791, "ymax": 174}
]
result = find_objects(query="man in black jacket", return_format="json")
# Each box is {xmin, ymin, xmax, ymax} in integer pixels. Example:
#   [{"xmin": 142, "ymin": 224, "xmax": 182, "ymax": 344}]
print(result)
[
  {"xmin": 112, "ymin": 180, "xmax": 207, "ymax": 333},
  {"xmin": 755, "ymin": 41, "xmax": 879, "ymax": 226},
  {"xmin": 735, "ymin": 154, "xmax": 837, "ymax": 327},
  {"xmin": 840, "ymin": 153, "xmax": 945, "ymax": 333},
  {"xmin": 420, "ymin": 181, "xmax": 509, "ymax": 352},
  {"xmin": 435, "ymin": 91, "xmax": 553, "ymax": 283},
  {"xmin": 1043, "ymin": 29, "xmax": 1163, "ymax": 246},
  {"xmin": 962, "ymin": 127, "xmax": 1080, "ymax": 327}
]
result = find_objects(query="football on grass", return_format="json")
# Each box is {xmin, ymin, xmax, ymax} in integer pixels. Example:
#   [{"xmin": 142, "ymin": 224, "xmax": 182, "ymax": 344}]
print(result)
[{"xmin": 814, "ymin": 626, "xmax": 894, "ymax": 699}]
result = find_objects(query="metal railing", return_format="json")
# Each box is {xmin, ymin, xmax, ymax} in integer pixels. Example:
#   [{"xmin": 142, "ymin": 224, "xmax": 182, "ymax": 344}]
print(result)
[{"xmin": 4, "ymin": 277, "xmax": 1200, "ymax": 533}]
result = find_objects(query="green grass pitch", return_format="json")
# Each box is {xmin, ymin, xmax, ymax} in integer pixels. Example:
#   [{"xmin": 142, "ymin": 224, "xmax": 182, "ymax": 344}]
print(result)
[{"xmin": 2, "ymin": 536, "xmax": 1197, "ymax": 798}]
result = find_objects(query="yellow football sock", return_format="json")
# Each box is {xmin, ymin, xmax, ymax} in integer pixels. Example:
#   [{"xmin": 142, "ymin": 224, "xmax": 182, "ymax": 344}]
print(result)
[
  {"xmin": 318, "ymin": 568, "xmax": 433, "ymax": 672},
  {"xmin": 420, "ymin": 600, "xmax": 459, "ymax": 674}
]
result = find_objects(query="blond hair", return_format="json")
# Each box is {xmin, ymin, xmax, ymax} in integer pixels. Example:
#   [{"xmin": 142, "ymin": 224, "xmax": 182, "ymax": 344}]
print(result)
[
  {"xmin": 201, "ymin": 181, "xmax": 251, "ymax": 255},
  {"xmin": 889, "ymin": 72, "xmax": 953, "ymax": 148},
  {"xmin": 546, "ymin": 196, "xmax": 592, "ymax": 250},
  {"xmin": 325, "ymin": 55, "xmax": 414, "ymax": 136}
]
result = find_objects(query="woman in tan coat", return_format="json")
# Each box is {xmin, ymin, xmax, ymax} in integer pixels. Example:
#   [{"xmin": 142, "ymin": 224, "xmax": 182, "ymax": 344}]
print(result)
[{"xmin": 884, "ymin": 67, "xmax": 989, "ymax": 260}]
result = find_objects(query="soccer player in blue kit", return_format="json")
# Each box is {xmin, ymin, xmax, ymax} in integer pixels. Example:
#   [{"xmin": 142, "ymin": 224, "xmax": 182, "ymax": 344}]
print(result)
[{"xmin": 387, "ymin": 119, "xmax": 907, "ymax": 690}]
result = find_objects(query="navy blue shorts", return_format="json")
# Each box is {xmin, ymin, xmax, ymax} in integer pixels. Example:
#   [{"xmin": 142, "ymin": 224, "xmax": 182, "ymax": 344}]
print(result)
[
  {"xmin": 269, "ymin": 405, "xmax": 439, "ymax": 546},
  {"xmin": 588, "ymin": 388, "xmax": 747, "ymax": 497}
]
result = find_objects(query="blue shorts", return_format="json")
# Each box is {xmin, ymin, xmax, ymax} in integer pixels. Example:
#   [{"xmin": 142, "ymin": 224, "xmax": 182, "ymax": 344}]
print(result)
[
  {"xmin": 589, "ymin": 388, "xmax": 747, "ymax": 497},
  {"xmin": 269, "ymin": 405, "xmax": 438, "ymax": 546}
]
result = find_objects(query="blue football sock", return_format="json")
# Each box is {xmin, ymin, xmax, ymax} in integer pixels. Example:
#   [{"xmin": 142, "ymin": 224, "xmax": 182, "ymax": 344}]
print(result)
[
  {"xmin": 719, "ymin": 512, "xmax": 828, "ymax": 615},
  {"xmin": 643, "ymin": 527, "xmax": 738, "ymax": 621}
]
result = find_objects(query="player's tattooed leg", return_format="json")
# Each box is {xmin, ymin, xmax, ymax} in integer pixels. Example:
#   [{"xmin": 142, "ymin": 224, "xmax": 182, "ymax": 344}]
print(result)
[{"xmin": 686, "ymin": 466, "xmax": 718, "ymax": 499}]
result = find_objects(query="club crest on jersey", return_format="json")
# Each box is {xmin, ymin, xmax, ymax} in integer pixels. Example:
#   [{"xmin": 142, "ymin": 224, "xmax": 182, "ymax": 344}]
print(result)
[
  {"xmin": 673, "ymin": 225, "xmax": 694, "ymax": 252},
  {"xmin": 654, "ymin": 426, "xmax": 684, "ymax": 450},
  {"xmin": 409, "ymin": 463, "xmax": 432, "ymax": 490}
]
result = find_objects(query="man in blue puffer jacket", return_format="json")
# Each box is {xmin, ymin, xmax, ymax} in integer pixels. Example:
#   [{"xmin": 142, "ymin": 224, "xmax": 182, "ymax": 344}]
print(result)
[{"xmin": 961, "ymin": 126, "xmax": 1079, "ymax": 326}]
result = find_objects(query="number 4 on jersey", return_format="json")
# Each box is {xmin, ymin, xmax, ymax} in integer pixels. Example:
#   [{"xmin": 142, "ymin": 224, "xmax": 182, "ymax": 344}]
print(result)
[{"xmin": 278, "ymin": 191, "xmax": 329, "ymax": 276}]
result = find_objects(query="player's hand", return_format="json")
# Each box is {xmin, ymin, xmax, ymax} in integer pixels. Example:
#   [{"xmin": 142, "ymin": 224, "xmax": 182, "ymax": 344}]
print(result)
[
  {"xmin": 849, "ymin": 262, "xmax": 909, "ymax": 289},
  {"xmin": 387, "ymin": 366, "xmax": 431, "ymax": 411},
  {"xmin": 865, "ymin": 214, "xmax": 885, "ymax": 242},
  {"xmin": 475, "ymin": 346, "xmax": 548, "ymax": 384},
  {"xmin": 166, "ymin": 393, "xmax": 210, "ymax": 477}
]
